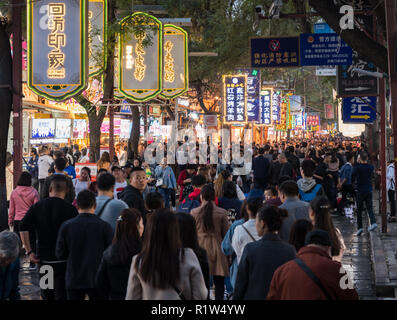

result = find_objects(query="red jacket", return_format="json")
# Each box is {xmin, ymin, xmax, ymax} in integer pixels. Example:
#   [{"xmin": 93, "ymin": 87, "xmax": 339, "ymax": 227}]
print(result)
[{"xmin": 267, "ymin": 246, "xmax": 359, "ymax": 300}]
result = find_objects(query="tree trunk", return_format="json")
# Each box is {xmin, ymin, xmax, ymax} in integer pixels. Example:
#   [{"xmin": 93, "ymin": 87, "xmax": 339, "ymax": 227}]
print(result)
[
  {"xmin": 88, "ymin": 115, "xmax": 104, "ymax": 162},
  {"xmin": 0, "ymin": 22, "xmax": 12, "ymax": 231},
  {"xmin": 128, "ymin": 105, "xmax": 140, "ymax": 159}
]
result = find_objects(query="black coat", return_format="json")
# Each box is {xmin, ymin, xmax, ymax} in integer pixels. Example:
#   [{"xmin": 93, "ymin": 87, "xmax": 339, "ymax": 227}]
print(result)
[
  {"xmin": 41, "ymin": 173, "xmax": 75, "ymax": 203},
  {"xmin": 118, "ymin": 185, "xmax": 146, "ymax": 222},
  {"xmin": 252, "ymin": 155, "xmax": 270, "ymax": 181},
  {"xmin": 95, "ymin": 243, "xmax": 141, "ymax": 300},
  {"xmin": 279, "ymin": 162, "xmax": 294, "ymax": 179},
  {"xmin": 233, "ymin": 233, "xmax": 296, "ymax": 300}
]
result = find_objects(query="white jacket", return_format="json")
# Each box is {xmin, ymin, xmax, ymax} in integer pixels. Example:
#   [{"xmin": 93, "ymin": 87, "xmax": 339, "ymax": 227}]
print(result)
[
  {"xmin": 232, "ymin": 219, "xmax": 261, "ymax": 264},
  {"xmin": 387, "ymin": 164, "xmax": 395, "ymax": 191}
]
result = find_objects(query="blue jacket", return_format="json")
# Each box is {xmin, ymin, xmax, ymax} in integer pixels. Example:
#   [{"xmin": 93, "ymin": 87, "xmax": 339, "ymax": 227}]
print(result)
[
  {"xmin": 0, "ymin": 258, "xmax": 20, "ymax": 300},
  {"xmin": 339, "ymin": 163, "xmax": 353, "ymax": 185},
  {"xmin": 155, "ymin": 165, "xmax": 177, "ymax": 189},
  {"xmin": 221, "ymin": 219, "xmax": 245, "ymax": 289},
  {"xmin": 28, "ymin": 155, "xmax": 39, "ymax": 179},
  {"xmin": 353, "ymin": 163, "xmax": 374, "ymax": 193}
]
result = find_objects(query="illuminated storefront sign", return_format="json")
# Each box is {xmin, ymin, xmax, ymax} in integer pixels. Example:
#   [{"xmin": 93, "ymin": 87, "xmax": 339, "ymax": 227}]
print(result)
[
  {"xmin": 223, "ymin": 75, "xmax": 248, "ymax": 124},
  {"xmin": 119, "ymin": 12, "xmax": 163, "ymax": 102},
  {"xmin": 259, "ymin": 89, "xmax": 272, "ymax": 126},
  {"xmin": 272, "ymin": 90, "xmax": 281, "ymax": 124},
  {"xmin": 276, "ymin": 97, "xmax": 288, "ymax": 131},
  {"xmin": 88, "ymin": 0, "xmax": 107, "ymax": 76},
  {"xmin": 306, "ymin": 113, "xmax": 320, "ymax": 131},
  {"xmin": 160, "ymin": 25, "xmax": 188, "ymax": 99},
  {"xmin": 27, "ymin": 0, "xmax": 88, "ymax": 101},
  {"xmin": 235, "ymin": 68, "xmax": 260, "ymax": 122}
]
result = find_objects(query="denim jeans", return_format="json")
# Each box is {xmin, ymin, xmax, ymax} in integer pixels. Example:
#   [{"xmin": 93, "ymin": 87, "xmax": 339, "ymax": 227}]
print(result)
[
  {"xmin": 159, "ymin": 188, "xmax": 171, "ymax": 208},
  {"xmin": 356, "ymin": 191, "xmax": 376, "ymax": 229}
]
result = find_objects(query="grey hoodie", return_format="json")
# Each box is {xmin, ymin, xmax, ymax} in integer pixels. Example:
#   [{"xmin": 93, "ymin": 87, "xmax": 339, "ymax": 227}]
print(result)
[{"xmin": 297, "ymin": 178, "xmax": 317, "ymax": 193}]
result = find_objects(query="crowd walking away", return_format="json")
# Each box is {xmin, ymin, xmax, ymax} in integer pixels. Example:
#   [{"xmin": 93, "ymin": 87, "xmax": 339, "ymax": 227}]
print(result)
[{"xmin": 2, "ymin": 137, "xmax": 382, "ymax": 301}]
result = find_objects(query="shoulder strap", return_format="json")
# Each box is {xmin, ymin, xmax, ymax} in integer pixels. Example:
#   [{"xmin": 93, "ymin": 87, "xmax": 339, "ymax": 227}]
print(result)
[
  {"xmin": 241, "ymin": 225, "xmax": 256, "ymax": 242},
  {"xmin": 172, "ymin": 285, "xmax": 186, "ymax": 300},
  {"xmin": 97, "ymin": 198, "xmax": 112, "ymax": 218},
  {"xmin": 294, "ymin": 258, "xmax": 333, "ymax": 300}
]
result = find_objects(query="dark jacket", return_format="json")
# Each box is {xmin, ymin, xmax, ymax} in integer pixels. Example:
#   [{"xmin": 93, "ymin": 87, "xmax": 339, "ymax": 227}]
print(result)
[
  {"xmin": 267, "ymin": 246, "xmax": 359, "ymax": 300},
  {"xmin": 194, "ymin": 248, "xmax": 210, "ymax": 293},
  {"xmin": 118, "ymin": 185, "xmax": 146, "ymax": 221},
  {"xmin": 218, "ymin": 197, "xmax": 243, "ymax": 220},
  {"xmin": 270, "ymin": 161, "xmax": 282, "ymax": 185},
  {"xmin": 279, "ymin": 162, "xmax": 294, "ymax": 179},
  {"xmin": 41, "ymin": 173, "xmax": 75, "ymax": 203},
  {"xmin": 28, "ymin": 155, "xmax": 39, "ymax": 179},
  {"xmin": 95, "ymin": 242, "xmax": 141, "ymax": 300},
  {"xmin": 0, "ymin": 258, "xmax": 20, "ymax": 300},
  {"xmin": 233, "ymin": 233, "xmax": 296, "ymax": 300},
  {"xmin": 56, "ymin": 213, "xmax": 113, "ymax": 290},
  {"xmin": 252, "ymin": 155, "xmax": 270, "ymax": 182},
  {"xmin": 286, "ymin": 153, "xmax": 300, "ymax": 173}
]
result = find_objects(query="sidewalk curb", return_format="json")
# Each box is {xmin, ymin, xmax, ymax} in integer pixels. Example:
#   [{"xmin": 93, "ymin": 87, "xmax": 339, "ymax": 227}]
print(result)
[{"xmin": 369, "ymin": 228, "xmax": 397, "ymax": 297}]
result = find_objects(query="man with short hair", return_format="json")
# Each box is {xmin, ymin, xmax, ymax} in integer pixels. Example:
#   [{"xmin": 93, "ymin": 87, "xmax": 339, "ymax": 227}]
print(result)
[
  {"xmin": 278, "ymin": 153, "xmax": 294, "ymax": 180},
  {"xmin": 297, "ymin": 160, "xmax": 324, "ymax": 202},
  {"xmin": 56, "ymin": 190, "xmax": 113, "ymax": 300},
  {"xmin": 20, "ymin": 175, "xmax": 78, "ymax": 300},
  {"xmin": 353, "ymin": 152, "xmax": 377, "ymax": 235},
  {"xmin": 111, "ymin": 165, "xmax": 128, "ymax": 199},
  {"xmin": 267, "ymin": 230, "xmax": 359, "ymax": 300},
  {"xmin": 118, "ymin": 167, "xmax": 148, "ymax": 222},
  {"xmin": 95, "ymin": 173, "xmax": 128, "ymax": 232},
  {"xmin": 38, "ymin": 145, "xmax": 54, "ymax": 196},
  {"xmin": 42, "ymin": 157, "xmax": 75, "ymax": 203},
  {"xmin": 278, "ymin": 180, "xmax": 310, "ymax": 242}
]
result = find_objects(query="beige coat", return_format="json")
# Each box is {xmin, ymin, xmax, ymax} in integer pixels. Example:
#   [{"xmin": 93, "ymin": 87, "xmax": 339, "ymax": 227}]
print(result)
[
  {"xmin": 125, "ymin": 248, "xmax": 207, "ymax": 300},
  {"xmin": 6, "ymin": 161, "xmax": 13, "ymax": 201},
  {"xmin": 191, "ymin": 203, "xmax": 230, "ymax": 277}
]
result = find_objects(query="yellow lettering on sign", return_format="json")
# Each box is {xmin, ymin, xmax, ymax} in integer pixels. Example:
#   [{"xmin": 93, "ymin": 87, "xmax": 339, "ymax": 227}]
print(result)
[
  {"xmin": 47, "ymin": 3, "xmax": 66, "ymax": 79},
  {"xmin": 164, "ymin": 40, "xmax": 175, "ymax": 83},
  {"xmin": 125, "ymin": 45, "xmax": 134, "ymax": 69},
  {"xmin": 88, "ymin": 11, "xmax": 93, "ymax": 57},
  {"xmin": 134, "ymin": 33, "xmax": 146, "ymax": 82}
]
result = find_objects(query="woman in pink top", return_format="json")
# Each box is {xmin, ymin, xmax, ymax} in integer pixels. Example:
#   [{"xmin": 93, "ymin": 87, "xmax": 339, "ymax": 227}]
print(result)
[{"xmin": 8, "ymin": 172, "xmax": 39, "ymax": 268}]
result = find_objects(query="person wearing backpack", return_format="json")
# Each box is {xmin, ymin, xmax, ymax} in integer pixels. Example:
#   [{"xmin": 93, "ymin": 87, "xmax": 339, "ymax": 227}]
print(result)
[
  {"xmin": 297, "ymin": 160, "xmax": 324, "ymax": 203},
  {"xmin": 231, "ymin": 198, "xmax": 262, "ymax": 264},
  {"xmin": 386, "ymin": 160, "xmax": 397, "ymax": 223},
  {"xmin": 177, "ymin": 175, "xmax": 206, "ymax": 214}
]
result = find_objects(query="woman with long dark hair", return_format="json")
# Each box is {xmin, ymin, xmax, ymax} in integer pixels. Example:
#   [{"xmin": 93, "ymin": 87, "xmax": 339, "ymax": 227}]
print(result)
[
  {"xmin": 176, "ymin": 212, "xmax": 210, "ymax": 295},
  {"xmin": 191, "ymin": 185, "xmax": 229, "ymax": 300},
  {"xmin": 96, "ymin": 208, "xmax": 143, "ymax": 300},
  {"xmin": 309, "ymin": 196, "xmax": 345, "ymax": 262},
  {"xmin": 126, "ymin": 209, "xmax": 207, "ymax": 300},
  {"xmin": 233, "ymin": 206, "xmax": 296, "ymax": 300},
  {"xmin": 288, "ymin": 219, "xmax": 314, "ymax": 252}
]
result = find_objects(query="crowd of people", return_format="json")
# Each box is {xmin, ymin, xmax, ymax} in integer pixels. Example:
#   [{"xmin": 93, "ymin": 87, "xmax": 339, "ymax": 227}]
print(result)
[{"xmin": 1, "ymin": 136, "xmax": 388, "ymax": 300}]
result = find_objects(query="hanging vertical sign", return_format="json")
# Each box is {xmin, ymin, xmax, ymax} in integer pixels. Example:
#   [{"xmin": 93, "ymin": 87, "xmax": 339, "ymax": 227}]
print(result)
[
  {"xmin": 306, "ymin": 113, "xmax": 320, "ymax": 131},
  {"xmin": 259, "ymin": 89, "xmax": 272, "ymax": 126},
  {"xmin": 160, "ymin": 24, "xmax": 188, "ymax": 99},
  {"xmin": 223, "ymin": 75, "xmax": 248, "ymax": 124},
  {"xmin": 271, "ymin": 90, "xmax": 281, "ymax": 125},
  {"xmin": 119, "ymin": 12, "xmax": 163, "ymax": 102},
  {"xmin": 324, "ymin": 104, "xmax": 334, "ymax": 119},
  {"xmin": 276, "ymin": 97, "xmax": 288, "ymax": 131},
  {"xmin": 235, "ymin": 68, "xmax": 261, "ymax": 122},
  {"xmin": 27, "ymin": 0, "xmax": 89, "ymax": 101},
  {"xmin": 88, "ymin": 0, "xmax": 107, "ymax": 76}
]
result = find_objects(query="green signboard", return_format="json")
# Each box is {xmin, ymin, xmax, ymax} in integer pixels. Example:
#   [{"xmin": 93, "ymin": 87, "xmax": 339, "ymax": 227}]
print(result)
[{"xmin": 27, "ymin": 0, "xmax": 89, "ymax": 101}]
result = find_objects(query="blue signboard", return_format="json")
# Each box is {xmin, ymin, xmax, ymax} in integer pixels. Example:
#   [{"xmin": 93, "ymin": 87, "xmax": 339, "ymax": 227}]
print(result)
[
  {"xmin": 342, "ymin": 96, "xmax": 377, "ymax": 123},
  {"xmin": 260, "ymin": 89, "xmax": 272, "ymax": 125},
  {"xmin": 300, "ymin": 33, "xmax": 352, "ymax": 66},
  {"xmin": 314, "ymin": 23, "xmax": 336, "ymax": 34},
  {"xmin": 223, "ymin": 75, "xmax": 247, "ymax": 124},
  {"xmin": 272, "ymin": 91, "xmax": 281, "ymax": 124},
  {"xmin": 251, "ymin": 37, "xmax": 300, "ymax": 68},
  {"xmin": 236, "ymin": 68, "xmax": 260, "ymax": 122}
]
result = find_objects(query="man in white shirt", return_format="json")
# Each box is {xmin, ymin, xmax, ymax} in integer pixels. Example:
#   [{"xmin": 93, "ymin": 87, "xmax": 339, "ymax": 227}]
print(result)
[
  {"xmin": 386, "ymin": 160, "xmax": 396, "ymax": 222},
  {"xmin": 112, "ymin": 165, "xmax": 128, "ymax": 199},
  {"xmin": 38, "ymin": 145, "xmax": 54, "ymax": 197},
  {"xmin": 232, "ymin": 198, "xmax": 262, "ymax": 264}
]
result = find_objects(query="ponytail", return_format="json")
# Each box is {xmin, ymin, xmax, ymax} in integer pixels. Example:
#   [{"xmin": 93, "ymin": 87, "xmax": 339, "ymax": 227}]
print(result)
[{"xmin": 200, "ymin": 185, "xmax": 215, "ymax": 232}]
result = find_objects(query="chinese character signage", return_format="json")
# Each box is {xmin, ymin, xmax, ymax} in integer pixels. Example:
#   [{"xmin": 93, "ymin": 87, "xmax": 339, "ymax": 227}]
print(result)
[
  {"xmin": 251, "ymin": 37, "xmax": 299, "ymax": 68},
  {"xmin": 306, "ymin": 113, "xmax": 320, "ymax": 131},
  {"xmin": 235, "ymin": 68, "xmax": 260, "ymax": 122},
  {"xmin": 88, "ymin": 0, "xmax": 107, "ymax": 76},
  {"xmin": 223, "ymin": 75, "xmax": 247, "ymax": 124},
  {"xmin": 119, "ymin": 12, "xmax": 163, "ymax": 102},
  {"xmin": 259, "ymin": 89, "xmax": 272, "ymax": 126},
  {"xmin": 160, "ymin": 25, "xmax": 188, "ymax": 99},
  {"xmin": 337, "ymin": 50, "xmax": 378, "ymax": 97},
  {"xmin": 300, "ymin": 33, "xmax": 352, "ymax": 66},
  {"xmin": 295, "ymin": 111, "xmax": 305, "ymax": 129},
  {"xmin": 272, "ymin": 90, "xmax": 281, "ymax": 124},
  {"xmin": 342, "ymin": 96, "xmax": 376, "ymax": 123},
  {"xmin": 276, "ymin": 98, "xmax": 288, "ymax": 131},
  {"xmin": 27, "ymin": 0, "xmax": 89, "ymax": 101},
  {"xmin": 325, "ymin": 104, "xmax": 334, "ymax": 119}
]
